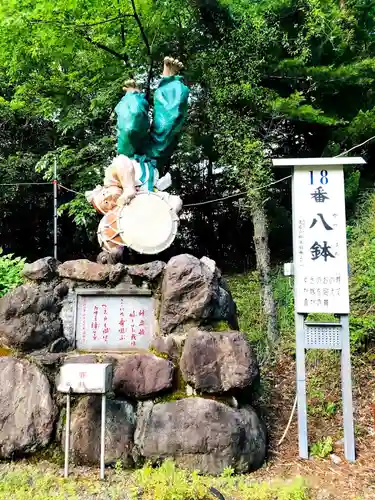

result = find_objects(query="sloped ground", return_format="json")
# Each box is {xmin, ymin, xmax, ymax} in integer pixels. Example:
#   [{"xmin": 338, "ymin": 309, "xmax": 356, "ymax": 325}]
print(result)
[{"xmin": 252, "ymin": 349, "xmax": 375, "ymax": 499}]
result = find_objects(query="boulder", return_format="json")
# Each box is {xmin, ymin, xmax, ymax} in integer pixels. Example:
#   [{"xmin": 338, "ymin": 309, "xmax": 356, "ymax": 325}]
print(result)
[
  {"xmin": 212, "ymin": 286, "xmax": 238, "ymax": 329},
  {"xmin": 30, "ymin": 352, "xmax": 67, "ymax": 368},
  {"xmin": 159, "ymin": 255, "xmax": 238, "ymax": 335},
  {"xmin": 23, "ymin": 257, "xmax": 59, "ymax": 281},
  {"xmin": 0, "ymin": 283, "xmax": 62, "ymax": 351},
  {"xmin": 58, "ymin": 260, "xmax": 111, "ymax": 282},
  {"xmin": 201, "ymin": 257, "xmax": 238, "ymax": 329},
  {"xmin": 64, "ymin": 354, "xmax": 98, "ymax": 364},
  {"xmin": 113, "ymin": 353, "xmax": 174, "ymax": 399},
  {"xmin": 49, "ymin": 337, "xmax": 70, "ymax": 353},
  {"xmin": 159, "ymin": 254, "xmax": 216, "ymax": 335},
  {"xmin": 108, "ymin": 263, "xmax": 125, "ymax": 284},
  {"xmin": 180, "ymin": 330, "xmax": 259, "ymax": 394},
  {"xmin": 134, "ymin": 398, "xmax": 266, "ymax": 475},
  {"xmin": 0, "ymin": 357, "xmax": 56, "ymax": 458},
  {"xmin": 62, "ymin": 396, "xmax": 135, "ymax": 466},
  {"xmin": 150, "ymin": 335, "xmax": 184, "ymax": 362},
  {"xmin": 127, "ymin": 261, "xmax": 165, "ymax": 282}
]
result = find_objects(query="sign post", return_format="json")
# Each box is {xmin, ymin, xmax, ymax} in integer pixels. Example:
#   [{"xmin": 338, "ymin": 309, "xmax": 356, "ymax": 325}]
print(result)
[
  {"xmin": 57, "ymin": 363, "xmax": 113, "ymax": 479},
  {"xmin": 272, "ymin": 157, "xmax": 366, "ymax": 462}
]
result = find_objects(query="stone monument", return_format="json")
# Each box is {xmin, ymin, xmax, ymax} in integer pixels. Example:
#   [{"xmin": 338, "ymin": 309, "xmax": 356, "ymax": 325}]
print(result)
[
  {"xmin": 0, "ymin": 58, "xmax": 266, "ymax": 475},
  {"xmin": 0, "ymin": 254, "xmax": 267, "ymax": 474}
]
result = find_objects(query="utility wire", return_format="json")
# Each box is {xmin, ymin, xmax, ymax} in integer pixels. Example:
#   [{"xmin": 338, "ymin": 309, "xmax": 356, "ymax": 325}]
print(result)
[
  {"xmin": 58, "ymin": 183, "xmax": 83, "ymax": 195},
  {"xmin": 0, "ymin": 182, "xmax": 51, "ymax": 186},
  {"xmin": 184, "ymin": 174, "xmax": 292, "ymax": 207},
  {"xmin": 2, "ymin": 129, "xmax": 374, "ymax": 205},
  {"xmin": 0, "ymin": 176, "xmax": 293, "ymax": 207},
  {"xmin": 334, "ymin": 134, "xmax": 375, "ymax": 158}
]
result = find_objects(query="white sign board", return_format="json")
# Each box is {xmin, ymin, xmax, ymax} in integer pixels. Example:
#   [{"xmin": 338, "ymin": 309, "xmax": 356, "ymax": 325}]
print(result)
[
  {"xmin": 57, "ymin": 363, "xmax": 113, "ymax": 394},
  {"xmin": 292, "ymin": 164, "xmax": 349, "ymax": 314},
  {"xmin": 74, "ymin": 291, "xmax": 155, "ymax": 351}
]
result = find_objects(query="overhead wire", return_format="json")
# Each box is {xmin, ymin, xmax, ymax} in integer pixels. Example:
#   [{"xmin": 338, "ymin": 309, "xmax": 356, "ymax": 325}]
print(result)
[
  {"xmin": 1, "ymin": 133, "xmax": 374, "ymax": 205},
  {"xmin": 183, "ymin": 174, "xmax": 292, "ymax": 208},
  {"xmin": 334, "ymin": 134, "xmax": 375, "ymax": 158}
]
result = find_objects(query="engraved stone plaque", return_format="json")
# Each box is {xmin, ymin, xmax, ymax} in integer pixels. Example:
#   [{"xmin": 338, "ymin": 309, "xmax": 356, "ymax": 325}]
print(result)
[{"xmin": 74, "ymin": 289, "xmax": 155, "ymax": 351}]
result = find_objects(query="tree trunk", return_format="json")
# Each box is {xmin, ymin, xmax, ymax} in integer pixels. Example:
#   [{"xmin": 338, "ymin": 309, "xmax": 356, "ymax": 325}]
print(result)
[{"xmin": 250, "ymin": 201, "xmax": 279, "ymax": 344}]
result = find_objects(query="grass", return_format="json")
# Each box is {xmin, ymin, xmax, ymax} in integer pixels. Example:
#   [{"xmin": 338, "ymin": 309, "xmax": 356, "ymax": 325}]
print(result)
[
  {"xmin": 227, "ymin": 270, "xmax": 295, "ymax": 360},
  {"xmin": 0, "ymin": 460, "xmax": 312, "ymax": 500}
]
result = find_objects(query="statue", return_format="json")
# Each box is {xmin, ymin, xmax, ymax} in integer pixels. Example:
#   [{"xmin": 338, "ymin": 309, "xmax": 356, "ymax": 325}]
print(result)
[{"xmin": 86, "ymin": 57, "xmax": 190, "ymax": 261}]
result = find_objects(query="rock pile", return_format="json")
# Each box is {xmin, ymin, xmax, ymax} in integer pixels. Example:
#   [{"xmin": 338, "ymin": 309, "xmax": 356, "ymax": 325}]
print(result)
[{"xmin": 0, "ymin": 253, "xmax": 266, "ymax": 475}]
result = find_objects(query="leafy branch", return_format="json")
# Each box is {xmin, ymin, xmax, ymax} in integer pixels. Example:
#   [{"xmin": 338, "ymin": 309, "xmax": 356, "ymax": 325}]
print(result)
[
  {"xmin": 29, "ymin": 14, "xmax": 134, "ymax": 29},
  {"xmin": 30, "ymin": 2, "xmax": 154, "ymax": 93},
  {"xmin": 77, "ymin": 30, "xmax": 130, "ymax": 65},
  {"xmin": 129, "ymin": 0, "xmax": 153, "ymax": 100}
]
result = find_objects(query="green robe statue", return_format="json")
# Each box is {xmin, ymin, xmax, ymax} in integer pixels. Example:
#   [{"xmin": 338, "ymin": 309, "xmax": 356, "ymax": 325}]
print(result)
[{"xmin": 115, "ymin": 75, "xmax": 190, "ymax": 175}]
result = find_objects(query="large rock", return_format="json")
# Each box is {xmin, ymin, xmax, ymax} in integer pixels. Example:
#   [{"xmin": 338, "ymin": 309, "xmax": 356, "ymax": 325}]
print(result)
[
  {"xmin": 180, "ymin": 330, "xmax": 259, "ymax": 394},
  {"xmin": 159, "ymin": 255, "xmax": 217, "ymax": 335},
  {"xmin": 0, "ymin": 283, "xmax": 62, "ymax": 351},
  {"xmin": 134, "ymin": 398, "xmax": 266, "ymax": 475},
  {"xmin": 58, "ymin": 260, "xmax": 111, "ymax": 282},
  {"xmin": 160, "ymin": 255, "xmax": 238, "ymax": 335},
  {"xmin": 62, "ymin": 396, "xmax": 135, "ymax": 466},
  {"xmin": 23, "ymin": 257, "xmax": 59, "ymax": 281},
  {"xmin": 127, "ymin": 261, "xmax": 165, "ymax": 282},
  {"xmin": 113, "ymin": 354, "xmax": 174, "ymax": 399},
  {"xmin": 201, "ymin": 257, "xmax": 238, "ymax": 329},
  {"xmin": 150, "ymin": 335, "xmax": 184, "ymax": 362},
  {"xmin": 0, "ymin": 357, "xmax": 56, "ymax": 458}
]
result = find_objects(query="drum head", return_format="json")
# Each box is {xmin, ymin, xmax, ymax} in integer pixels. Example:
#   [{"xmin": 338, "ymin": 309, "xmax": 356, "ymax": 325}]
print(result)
[{"xmin": 118, "ymin": 192, "xmax": 179, "ymax": 254}]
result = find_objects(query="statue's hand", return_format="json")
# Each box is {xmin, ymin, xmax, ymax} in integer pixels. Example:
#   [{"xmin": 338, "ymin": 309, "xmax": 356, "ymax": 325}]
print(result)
[{"xmin": 117, "ymin": 188, "xmax": 136, "ymax": 206}]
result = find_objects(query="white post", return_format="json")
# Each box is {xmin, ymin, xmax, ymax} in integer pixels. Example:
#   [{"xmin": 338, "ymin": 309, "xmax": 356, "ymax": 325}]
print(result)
[
  {"xmin": 53, "ymin": 157, "xmax": 58, "ymax": 260},
  {"xmin": 64, "ymin": 392, "xmax": 71, "ymax": 478},
  {"xmin": 341, "ymin": 314, "xmax": 355, "ymax": 462},
  {"xmin": 100, "ymin": 394, "xmax": 106, "ymax": 480},
  {"xmin": 272, "ymin": 157, "xmax": 365, "ymax": 461}
]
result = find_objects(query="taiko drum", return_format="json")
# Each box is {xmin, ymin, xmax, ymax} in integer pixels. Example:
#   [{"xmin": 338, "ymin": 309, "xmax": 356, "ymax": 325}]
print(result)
[{"xmin": 97, "ymin": 206, "xmax": 124, "ymax": 252}]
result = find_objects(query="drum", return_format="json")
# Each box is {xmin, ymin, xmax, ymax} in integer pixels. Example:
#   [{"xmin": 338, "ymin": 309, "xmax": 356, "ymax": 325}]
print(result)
[
  {"xmin": 97, "ymin": 206, "xmax": 124, "ymax": 252},
  {"xmin": 97, "ymin": 191, "xmax": 180, "ymax": 255}
]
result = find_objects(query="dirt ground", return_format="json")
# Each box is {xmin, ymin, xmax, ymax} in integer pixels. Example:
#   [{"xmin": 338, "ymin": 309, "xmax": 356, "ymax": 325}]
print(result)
[{"xmin": 252, "ymin": 350, "xmax": 375, "ymax": 499}]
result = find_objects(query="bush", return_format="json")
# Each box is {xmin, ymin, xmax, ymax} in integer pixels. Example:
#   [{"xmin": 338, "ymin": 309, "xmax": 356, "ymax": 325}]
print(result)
[
  {"xmin": 348, "ymin": 192, "xmax": 375, "ymax": 350},
  {"xmin": 0, "ymin": 248, "xmax": 25, "ymax": 297}
]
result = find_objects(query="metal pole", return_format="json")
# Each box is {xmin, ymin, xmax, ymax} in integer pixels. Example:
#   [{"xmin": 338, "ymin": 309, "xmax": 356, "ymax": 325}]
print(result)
[
  {"xmin": 340, "ymin": 314, "xmax": 355, "ymax": 462},
  {"xmin": 295, "ymin": 312, "xmax": 308, "ymax": 459},
  {"xmin": 64, "ymin": 392, "xmax": 71, "ymax": 478},
  {"xmin": 53, "ymin": 157, "xmax": 58, "ymax": 260},
  {"xmin": 100, "ymin": 394, "xmax": 106, "ymax": 480}
]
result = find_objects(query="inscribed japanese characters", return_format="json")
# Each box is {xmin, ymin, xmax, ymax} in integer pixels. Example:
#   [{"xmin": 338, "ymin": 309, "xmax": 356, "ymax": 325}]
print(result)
[
  {"xmin": 292, "ymin": 165, "xmax": 349, "ymax": 313},
  {"xmin": 75, "ymin": 294, "xmax": 155, "ymax": 351}
]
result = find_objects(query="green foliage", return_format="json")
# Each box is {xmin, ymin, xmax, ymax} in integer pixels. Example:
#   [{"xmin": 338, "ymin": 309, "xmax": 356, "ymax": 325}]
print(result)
[
  {"xmin": 348, "ymin": 192, "xmax": 375, "ymax": 350},
  {"xmin": 228, "ymin": 270, "xmax": 295, "ymax": 356},
  {"xmin": 310, "ymin": 437, "xmax": 333, "ymax": 459},
  {"xmin": 131, "ymin": 460, "xmax": 210, "ymax": 500},
  {"xmin": 0, "ymin": 249, "xmax": 25, "ymax": 297},
  {"xmin": 0, "ymin": 460, "xmax": 311, "ymax": 500},
  {"xmin": 153, "ymin": 390, "xmax": 189, "ymax": 404},
  {"xmin": 227, "ymin": 272, "xmax": 266, "ymax": 346},
  {"xmin": 148, "ymin": 347, "xmax": 169, "ymax": 360},
  {"xmin": 132, "ymin": 460, "xmax": 311, "ymax": 500}
]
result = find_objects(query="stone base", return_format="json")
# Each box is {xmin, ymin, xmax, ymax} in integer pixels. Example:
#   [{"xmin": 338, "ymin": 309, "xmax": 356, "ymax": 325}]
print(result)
[{"xmin": 0, "ymin": 254, "xmax": 266, "ymax": 474}]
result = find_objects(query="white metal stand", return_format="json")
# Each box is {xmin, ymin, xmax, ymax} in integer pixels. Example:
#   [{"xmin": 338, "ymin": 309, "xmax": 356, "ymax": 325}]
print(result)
[
  {"xmin": 295, "ymin": 313, "xmax": 355, "ymax": 462},
  {"xmin": 64, "ymin": 390, "xmax": 71, "ymax": 478},
  {"xmin": 100, "ymin": 394, "xmax": 106, "ymax": 480}
]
